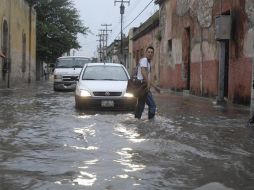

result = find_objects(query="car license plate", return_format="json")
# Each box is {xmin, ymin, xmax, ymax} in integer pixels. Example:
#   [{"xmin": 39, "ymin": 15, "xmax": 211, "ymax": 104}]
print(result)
[{"xmin": 101, "ymin": 100, "xmax": 114, "ymax": 107}]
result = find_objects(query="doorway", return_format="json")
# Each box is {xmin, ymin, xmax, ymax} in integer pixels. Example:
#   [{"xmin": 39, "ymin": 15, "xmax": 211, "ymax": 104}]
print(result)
[
  {"xmin": 184, "ymin": 27, "xmax": 191, "ymax": 90},
  {"xmin": 2, "ymin": 20, "xmax": 8, "ymax": 80},
  {"xmin": 224, "ymin": 40, "xmax": 229, "ymax": 98}
]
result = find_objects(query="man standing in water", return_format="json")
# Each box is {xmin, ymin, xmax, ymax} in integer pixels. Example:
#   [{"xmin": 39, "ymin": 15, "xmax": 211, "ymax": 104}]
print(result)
[{"xmin": 134, "ymin": 46, "xmax": 157, "ymax": 120}]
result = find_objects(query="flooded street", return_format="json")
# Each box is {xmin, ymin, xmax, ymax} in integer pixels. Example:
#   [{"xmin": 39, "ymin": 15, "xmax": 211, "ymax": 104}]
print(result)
[{"xmin": 0, "ymin": 81, "xmax": 253, "ymax": 190}]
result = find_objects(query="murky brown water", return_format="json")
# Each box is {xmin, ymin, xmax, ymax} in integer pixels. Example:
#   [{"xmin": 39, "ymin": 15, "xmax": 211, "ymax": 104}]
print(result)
[{"xmin": 0, "ymin": 81, "xmax": 253, "ymax": 190}]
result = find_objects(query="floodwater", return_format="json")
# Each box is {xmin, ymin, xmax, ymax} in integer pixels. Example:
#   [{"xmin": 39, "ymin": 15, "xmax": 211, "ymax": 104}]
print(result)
[{"xmin": 0, "ymin": 81, "xmax": 253, "ymax": 190}]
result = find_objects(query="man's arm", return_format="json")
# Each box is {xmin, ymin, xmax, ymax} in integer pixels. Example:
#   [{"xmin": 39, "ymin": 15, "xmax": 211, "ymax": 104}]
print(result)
[
  {"xmin": 141, "ymin": 67, "xmax": 150, "ymax": 88},
  {"xmin": 141, "ymin": 67, "xmax": 160, "ymax": 93}
]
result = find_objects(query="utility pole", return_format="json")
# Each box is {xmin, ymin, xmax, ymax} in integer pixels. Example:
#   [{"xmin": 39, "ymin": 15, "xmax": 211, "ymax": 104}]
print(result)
[
  {"xmin": 96, "ymin": 34, "xmax": 103, "ymax": 62},
  {"xmin": 101, "ymin": 24, "xmax": 112, "ymax": 61},
  {"xmin": 101, "ymin": 24, "xmax": 112, "ymax": 49},
  {"xmin": 114, "ymin": 0, "xmax": 130, "ymax": 57},
  {"xmin": 98, "ymin": 30, "xmax": 107, "ymax": 62},
  {"xmin": 99, "ymin": 29, "xmax": 106, "ymax": 57}
]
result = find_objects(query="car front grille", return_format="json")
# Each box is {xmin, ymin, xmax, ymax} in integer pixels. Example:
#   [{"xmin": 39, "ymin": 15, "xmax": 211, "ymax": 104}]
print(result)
[
  {"xmin": 93, "ymin": 92, "xmax": 122, "ymax": 96},
  {"xmin": 62, "ymin": 76, "xmax": 78, "ymax": 82}
]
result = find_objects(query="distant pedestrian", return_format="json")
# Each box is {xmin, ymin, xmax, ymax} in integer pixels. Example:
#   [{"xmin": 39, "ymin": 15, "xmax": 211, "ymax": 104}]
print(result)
[
  {"xmin": 134, "ymin": 46, "xmax": 159, "ymax": 120},
  {"xmin": 43, "ymin": 62, "xmax": 49, "ymax": 79}
]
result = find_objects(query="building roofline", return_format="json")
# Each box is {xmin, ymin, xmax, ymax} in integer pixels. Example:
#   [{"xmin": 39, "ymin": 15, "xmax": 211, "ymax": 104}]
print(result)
[
  {"xmin": 154, "ymin": 0, "xmax": 165, "ymax": 5},
  {"xmin": 132, "ymin": 11, "xmax": 159, "ymax": 41}
]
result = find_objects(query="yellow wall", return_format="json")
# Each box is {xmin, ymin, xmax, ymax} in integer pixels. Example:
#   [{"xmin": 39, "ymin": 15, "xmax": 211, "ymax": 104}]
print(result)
[{"xmin": 0, "ymin": 0, "xmax": 36, "ymax": 87}]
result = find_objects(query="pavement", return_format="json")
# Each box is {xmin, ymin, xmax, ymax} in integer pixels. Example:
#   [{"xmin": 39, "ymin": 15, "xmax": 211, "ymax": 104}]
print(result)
[
  {"xmin": 193, "ymin": 182, "xmax": 234, "ymax": 190},
  {"xmin": 154, "ymin": 88, "xmax": 250, "ymax": 115}
]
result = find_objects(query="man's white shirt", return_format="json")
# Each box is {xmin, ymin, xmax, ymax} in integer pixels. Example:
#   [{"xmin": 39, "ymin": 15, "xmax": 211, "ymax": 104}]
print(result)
[{"xmin": 137, "ymin": 57, "xmax": 151, "ymax": 80}]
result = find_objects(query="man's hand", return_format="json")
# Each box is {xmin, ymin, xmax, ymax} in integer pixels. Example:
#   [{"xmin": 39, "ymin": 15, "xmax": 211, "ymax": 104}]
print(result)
[
  {"xmin": 146, "ymin": 81, "xmax": 151, "ymax": 91},
  {"xmin": 151, "ymin": 83, "xmax": 160, "ymax": 93}
]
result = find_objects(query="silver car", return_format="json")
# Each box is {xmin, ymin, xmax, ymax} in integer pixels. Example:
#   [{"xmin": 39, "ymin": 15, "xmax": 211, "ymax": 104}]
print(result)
[{"xmin": 53, "ymin": 56, "xmax": 91, "ymax": 91}]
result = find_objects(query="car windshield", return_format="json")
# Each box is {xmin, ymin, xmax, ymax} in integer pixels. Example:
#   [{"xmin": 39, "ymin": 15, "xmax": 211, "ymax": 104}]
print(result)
[
  {"xmin": 56, "ymin": 57, "xmax": 90, "ymax": 68},
  {"xmin": 82, "ymin": 65, "xmax": 128, "ymax": 81}
]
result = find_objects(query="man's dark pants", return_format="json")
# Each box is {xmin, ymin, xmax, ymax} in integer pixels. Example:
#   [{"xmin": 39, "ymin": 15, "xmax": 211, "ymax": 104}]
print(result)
[{"xmin": 134, "ymin": 91, "xmax": 156, "ymax": 119}]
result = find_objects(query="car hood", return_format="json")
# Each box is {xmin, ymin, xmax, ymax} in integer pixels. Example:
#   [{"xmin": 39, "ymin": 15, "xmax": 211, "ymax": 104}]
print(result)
[
  {"xmin": 78, "ymin": 80, "xmax": 128, "ymax": 92},
  {"xmin": 54, "ymin": 68, "xmax": 82, "ymax": 76}
]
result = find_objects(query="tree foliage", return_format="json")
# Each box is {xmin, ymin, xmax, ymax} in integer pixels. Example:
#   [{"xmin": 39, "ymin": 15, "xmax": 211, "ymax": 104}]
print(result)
[{"xmin": 28, "ymin": 0, "xmax": 88, "ymax": 63}]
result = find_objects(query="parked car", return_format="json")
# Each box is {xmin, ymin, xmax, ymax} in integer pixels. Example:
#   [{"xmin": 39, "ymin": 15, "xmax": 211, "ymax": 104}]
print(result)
[
  {"xmin": 53, "ymin": 56, "xmax": 91, "ymax": 91},
  {"xmin": 75, "ymin": 63, "xmax": 137, "ymax": 110}
]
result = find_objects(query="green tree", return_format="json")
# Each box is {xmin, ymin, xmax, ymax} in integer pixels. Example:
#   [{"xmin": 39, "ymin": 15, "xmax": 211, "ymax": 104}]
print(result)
[{"xmin": 28, "ymin": 0, "xmax": 88, "ymax": 63}]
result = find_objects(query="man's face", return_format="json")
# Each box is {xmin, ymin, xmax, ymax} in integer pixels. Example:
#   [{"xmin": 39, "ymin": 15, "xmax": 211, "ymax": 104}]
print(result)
[{"xmin": 146, "ymin": 48, "xmax": 154, "ymax": 61}]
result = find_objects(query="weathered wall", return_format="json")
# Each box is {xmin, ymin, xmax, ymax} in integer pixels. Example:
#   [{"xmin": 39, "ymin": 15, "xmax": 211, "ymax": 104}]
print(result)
[
  {"xmin": 132, "ymin": 12, "xmax": 160, "ymax": 84},
  {"xmin": 244, "ymin": 0, "xmax": 254, "ymax": 112},
  {"xmin": 133, "ymin": 28, "xmax": 160, "ymax": 83},
  {"xmin": 157, "ymin": 0, "xmax": 252, "ymax": 105},
  {"xmin": 0, "ymin": 0, "xmax": 36, "ymax": 87},
  {"xmin": 128, "ymin": 28, "xmax": 135, "ymax": 75}
]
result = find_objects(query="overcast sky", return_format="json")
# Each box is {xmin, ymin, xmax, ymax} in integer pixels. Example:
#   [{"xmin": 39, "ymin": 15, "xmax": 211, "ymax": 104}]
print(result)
[{"xmin": 71, "ymin": 0, "xmax": 158, "ymax": 58}]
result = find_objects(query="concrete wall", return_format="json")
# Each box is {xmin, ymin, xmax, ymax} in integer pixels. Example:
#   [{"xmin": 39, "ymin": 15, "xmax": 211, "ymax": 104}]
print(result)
[
  {"xmin": 157, "ymin": 0, "xmax": 252, "ymax": 105},
  {"xmin": 128, "ymin": 28, "xmax": 135, "ymax": 75},
  {"xmin": 132, "ymin": 12, "xmax": 160, "ymax": 85},
  {"xmin": 132, "ymin": 28, "xmax": 160, "ymax": 84},
  {"xmin": 244, "ymin": 0, "xmax": 254, "ymax": 112},
  {"xmin": 0, "ymin": 0, "xmax": 36, "ymax": 88}
]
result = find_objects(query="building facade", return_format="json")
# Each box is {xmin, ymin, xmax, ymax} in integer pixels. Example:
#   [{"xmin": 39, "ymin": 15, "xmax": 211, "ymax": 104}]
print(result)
[
  {"xmin": 106, "ymin": 40, "xmax": 121, "ymax": 63},
  {"xmin": 0, "ymin": 0, "xmax": 36, "ymax": 88},
  {"xmin": 131, "ymin": 11, "xmax": 160, "ymax": 85},
  {"xmin": 155, "ymin": 0, "xmax": 254, "ymax": 106},
  {"xmin": 106, "ymin": 37, "xmax": 129, "ymax": 69}
]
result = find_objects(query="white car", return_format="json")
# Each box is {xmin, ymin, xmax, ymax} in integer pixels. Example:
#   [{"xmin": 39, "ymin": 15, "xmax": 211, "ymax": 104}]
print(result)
[
  {"xmin": 53, "ymin": 56, "xmax": 91, "ymax": 91},
  {"xmin": 75, "ymin": 63, "xmax": 137, "ymax": 110}
]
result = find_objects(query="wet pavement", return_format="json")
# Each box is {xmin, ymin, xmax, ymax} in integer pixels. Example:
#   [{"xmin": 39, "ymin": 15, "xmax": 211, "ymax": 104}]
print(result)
[{"xmin": 0, "ymin": 81, "xmax": 253, "ymax": 190}]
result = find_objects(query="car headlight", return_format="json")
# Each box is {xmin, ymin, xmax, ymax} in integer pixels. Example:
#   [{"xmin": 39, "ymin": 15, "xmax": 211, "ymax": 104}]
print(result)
[
  {"xmin": 124, "ymin": 92, "xmax": 134, "ymax": 98},
  {"xmin": 80, "ymin": 90, "xmax": 91, "ymax": 97},
  {"xmin": 54, "ymin": 74, "xmax": 62, "ymax": 81},
  {"xmin": 76, "ymin": 88, "xmax": 91, "ymax": 97}
]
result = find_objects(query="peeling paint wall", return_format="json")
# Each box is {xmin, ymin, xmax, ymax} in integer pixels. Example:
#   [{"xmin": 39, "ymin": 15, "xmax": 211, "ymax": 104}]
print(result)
[
  {"xmin": 0, "ymin": 0, "xmax": 36, "ymax": 87},
  {"xmin": 189, "ymin": 0, "xmax": 214, "ymax": 28},
  {"xmin": 245, "ymin": 0, "xmax": 254, "ymax": 112},
  {"xmin": 157, "ymin": 0, "xmax": 252, "ymax": 105},
  {"xmin": 131, "ymin": 12, "xmax": 160, "ymax": 85},
  {"xmin": 132, "ymin": 27, "xmax": 160, "ymax": 84}
]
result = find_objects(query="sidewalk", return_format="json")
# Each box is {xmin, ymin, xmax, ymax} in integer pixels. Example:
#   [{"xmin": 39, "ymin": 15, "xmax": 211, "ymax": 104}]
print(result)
[{"xmin": 153, "ymin": 88, "xmax": 250, "ymax": 126}]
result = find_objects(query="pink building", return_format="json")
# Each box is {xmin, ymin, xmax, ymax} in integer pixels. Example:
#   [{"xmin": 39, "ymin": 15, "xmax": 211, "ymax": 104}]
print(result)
[
  {"xmin": 131, "ymin": 11, "xmax": 160, "ymax": 85},
  {"xmin": 154, "ymin": 0, "xmax": 254, "ymax": 105}
]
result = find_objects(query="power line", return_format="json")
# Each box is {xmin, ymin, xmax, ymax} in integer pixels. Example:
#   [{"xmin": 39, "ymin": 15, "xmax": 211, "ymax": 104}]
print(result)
[
  {"xmin": 125, "ymin": 0, "xmax": 142, "ymax": 18},
  {"xmin": 123, "ymin": 0, "xmax": 154, "ymax": 31},
  {"xmin": 111, "ymin": 0, "xmax": 154, "ymax": 41},
  {"xmin": 114, "ymin": 0, "xmax": 130, "ymax": 56},
  {"xmin": 101, "ymin": 24, "xmax": 112, "ymax": 48}
]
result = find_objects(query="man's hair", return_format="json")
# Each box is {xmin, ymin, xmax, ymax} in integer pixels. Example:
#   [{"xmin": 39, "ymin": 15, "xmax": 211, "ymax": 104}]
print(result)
[{"xmin": 146, "ymin": 46, "xmax": 154, "ymax": 52}]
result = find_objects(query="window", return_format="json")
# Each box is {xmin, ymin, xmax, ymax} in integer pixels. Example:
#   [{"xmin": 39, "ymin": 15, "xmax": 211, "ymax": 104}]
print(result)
[
  {"xmin": 56, "ymin": 57, "xmax": 91, "ymax": 68},
  {"xmin": 168, "ymin": 39, "xmax": 172, "ymax": 56},
  {"xmin": 82, "ymin": 65, "xmax": 128, "ymax": 81}
]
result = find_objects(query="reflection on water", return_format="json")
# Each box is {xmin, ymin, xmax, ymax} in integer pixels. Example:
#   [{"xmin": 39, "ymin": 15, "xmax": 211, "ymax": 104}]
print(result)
[
  {"xmin": 114, "ymin": 123, "xmax": 146, "ymax": 143},
  {"xmin": 115, "ymin": 148, "xmax": 146, "ymax": 173},
  {"xmin": 73, "ymin": 171, "xmax": 97, "ymax": 186},
  {"xmin": 0, "ymin": 82, "xmax": 253, "ymax": 190}
]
